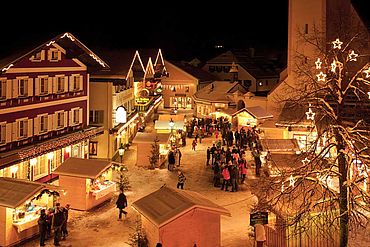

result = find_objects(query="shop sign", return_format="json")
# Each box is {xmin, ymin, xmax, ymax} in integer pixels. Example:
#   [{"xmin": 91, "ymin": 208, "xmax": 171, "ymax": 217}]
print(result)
[
  {"xmin": 116, "ymin": 106, "xmax": 127, "ymax": 123},
  {"xmin": 136, "ymin": 97, "xmax": 150, "ymax": 104},
  {"xmin": 250, "ymin": 211, "xmax": 268, "ymax": 226}
]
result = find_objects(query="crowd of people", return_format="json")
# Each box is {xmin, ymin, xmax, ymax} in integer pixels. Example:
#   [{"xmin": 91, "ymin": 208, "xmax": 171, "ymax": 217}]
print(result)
[{"xmin": 38, "ymin": 202, "xmax": 70, "ymax": 246}]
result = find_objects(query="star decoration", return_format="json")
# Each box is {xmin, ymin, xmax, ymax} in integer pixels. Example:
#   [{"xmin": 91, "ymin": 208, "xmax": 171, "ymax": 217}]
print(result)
[
  {"xmin": 302, "ymin": 157, "xmax": 311, "ymax": 165},
  {"xmin": 348, "ymin": 50, "xmax": 358, "ymax": 62},
  {"xmin": 281, "ymin": 183, "xmax": 285, "ymax": 192},
  {"xmin": 332, "ymin": 38, "xmax": 343, "ymax": 49},
  {"xmin": 306, "ymin": 108, "xmax": 315, "ymax": 120},
  {"xmin": 315, "ymin": 58, "xmax": 322, "ymax": 69},
  {"xmin": 289, "ymin": 175, "xmax": 295, "ymax": 187},
  {"xmin": 330, "ymin": 60, "xmax": 337, "ymax": 73},
  {"xmin": 368, "ymin": 92, "xmax": 370, "ymax": 99},
  {"xmin": 316, "ymin": 71, "xmax": 327, "ymax": 82}
]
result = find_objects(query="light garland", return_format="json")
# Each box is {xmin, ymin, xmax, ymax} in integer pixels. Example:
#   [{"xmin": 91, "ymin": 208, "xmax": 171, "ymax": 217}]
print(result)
[
  {"xmin": 332, "ymin": 38, "xmax": 343, "ymax": 49},
  {"xmin": 46, "ymin": 41, "xmax": 55, "ymax": 46},
  {"xmin": 61, "ymin": 32, "xmax": 75, "ymax": 41},
  {"xmin": 89, "ymin": 53, "xmax": 106, "ymax": 68},
  {"xmin": 1, "ymin": 64, "xmax": 14, "ymax": 72}
]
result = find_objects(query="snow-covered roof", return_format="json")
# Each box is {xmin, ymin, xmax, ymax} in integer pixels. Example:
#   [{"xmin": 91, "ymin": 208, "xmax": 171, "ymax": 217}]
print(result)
[
  {"xmin": 232, "ymin": 106, "xmax": 273, "ymax": 119},
  {"xmin": 132, "ymin": 186, "xmax": 231, "ymax": 228},
  {"xmin": 52, "ymin": 157, "xmax": 112, "ymax": 179},
  {"xmin": 132, "ymin": 133, "xmax": 170, "ymax": 144},
  {"xmin": 260, "ymin": 139, "xmax": 300, "ymax": 153}
]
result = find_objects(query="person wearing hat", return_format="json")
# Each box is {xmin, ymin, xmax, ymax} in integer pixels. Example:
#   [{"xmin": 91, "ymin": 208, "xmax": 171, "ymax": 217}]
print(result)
[
  {"xmin": 38, "ymin": 209, "xmax": 48, "ymax": 246},
  {"xmin": 61, "ymin": 204, "xmax": 70, "ymax": 240}
]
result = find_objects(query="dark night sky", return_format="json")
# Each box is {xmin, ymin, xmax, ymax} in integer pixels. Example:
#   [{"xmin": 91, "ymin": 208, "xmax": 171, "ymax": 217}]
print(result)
[{"xmin": 0, "ymin": 1, "xmax": 289, "ymax": 61}]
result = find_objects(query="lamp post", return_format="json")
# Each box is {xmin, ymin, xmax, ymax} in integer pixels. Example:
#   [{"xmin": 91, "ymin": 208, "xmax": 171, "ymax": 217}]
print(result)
[
  {"xmin": 119, "ymin": 143, "xmax": 125, "ymax": 164},
  {"xmin": 169, "ymin": 118, "xmax": 175, "ymax": 146}
]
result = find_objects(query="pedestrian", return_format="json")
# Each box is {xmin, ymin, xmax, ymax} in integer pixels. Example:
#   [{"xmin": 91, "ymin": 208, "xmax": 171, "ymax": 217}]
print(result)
[
  {"xmin": 221, "ymin": 165, "xmax": 230, "ymax": 191},
  {"xmin": 192, "ymin": 139, "xmax": 197, "ymax": 151},
  {"xmin": 46, "ymin": 208, "xmax": 53, "ymax": 240},
  {"xmin": 61, "ymin": 204, "xmax": 70, "ymax": 240},
  {"xmin": 116, "ymin": 189, "xmax": 128, "ymax": 220},
  {"xmin": 52, "ymin": 202, "xmax": 65, "ymax": 246},
  {"xmin": 168, "ymin": 149, "xmax": 176, "ymax": 171},
  {"xmin": 177, "ymin": 149, "xmax": 182, "ymax": 167},
  {"xmin": 38, "ymin": 209, "xmax": 48, "ymax": 246},
  {"xmin": 253, "ymin": 148, "xmax": 262, "ymax": 177},
  {"xmin": 177, "ymin": 170, "xmax": 186, "ymax": 189},
  {"xmin": 206, "ymin": 147, "xmax": 211, "ymax": 166}
]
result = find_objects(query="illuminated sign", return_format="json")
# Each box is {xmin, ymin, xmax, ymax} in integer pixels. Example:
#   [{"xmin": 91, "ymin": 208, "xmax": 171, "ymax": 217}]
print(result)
[{"xmin": 116, "ymin": 106, "xmax": 127, "ymax": 123}]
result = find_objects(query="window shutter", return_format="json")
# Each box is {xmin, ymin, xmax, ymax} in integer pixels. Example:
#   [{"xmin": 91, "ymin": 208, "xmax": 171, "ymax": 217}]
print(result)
[
  {"xmin": 53, "ymin": 113, "xmax": 58, "ymax": 129},
  {"xmin": 12, "ymin": 122, "xmax": 17, "ymax": 140},
  {"xmin": 27, "ymin": 78, "xmax": 33, "ymax": 96},
  {"xmin": 69, "ymin": 75, "xmax": 75, "ymax": 91},
  {"xmin": 41, "ymin": 50, "xmax": 45, "ymax": 60},
  {"xmin": 48, "ymin": 77, "xmax": 53, "ymax": 94},
  {"xmin": 79, "ymin": 108, "xmax": 83, "ymax": 124},
  {"xmin": 47, "ymin": 50, "xmax": 52, "ymax": 60},
  {"xmin": 27, "ymin": 119, "xmax": 33, "ymax": 137},
  {"xmin": 64, "ymin": 111, "xmax": 68, "ymax": 127},
  {"xmin": 34, "ymin": 117, "xmax": 39, "ymax": 136},
  {"xmin": 64, "ymin": 76, "xmax": 68, "ymax": 92},
  {"xmin": 6, "ymin": 80, "xmax": 12, "ymax": 99},
  {"xmin": 57, "ymin": 51, "xmax": 62, "ymax": 61},
  {"xmin": 69, "ymin": 111, "xmax": 73, "ymax": 126},
  {"xmin": 48, "ymin": 115, "xmax": 53, "ymax": 131},
  {"xmin": 34, "ymin": 78, "xmax": 40, "ymax": 95},
  {"xmin": 52, "ymin": 77, "xmax": 58, "ymax": 93},
  {"xmin": 6, "ymin": 123, "xmax": 12, "ymax": 143},
  {"xmin": 12, "ymin": 79, "xmax": 18, "ymax": 98},
  {"xmin": 79, "ymin": 75, "xmax": 83, "ymax": 90}
]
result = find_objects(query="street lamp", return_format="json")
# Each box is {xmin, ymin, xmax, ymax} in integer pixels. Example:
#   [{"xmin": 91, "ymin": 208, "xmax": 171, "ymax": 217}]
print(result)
[{"xmin": 119, "ymin": 143, "xmax": 125, "ymax": 164}]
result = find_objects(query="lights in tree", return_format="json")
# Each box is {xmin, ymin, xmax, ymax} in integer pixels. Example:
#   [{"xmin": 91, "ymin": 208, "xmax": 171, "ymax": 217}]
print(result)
[
  {"xmin": 363, "ymin": 67, "xmax": 370, "ymax": 78},
  {"xmin": 306, "ymin": 104, "xmax": 316, "ymax": 120},
  {"xmin": 316, "ymin": 71, "xmax": 327, "ymax": 82},
  {"xmin": 348, "ymin": 50, "xmax": 358, "ymax": 62},
  {"xmin": 332, "ymin": 38, "xmax": 343, "ymax": 49},
  {"xmin": 368, "ymin": 92, "xmax": 370, "ymax": 99},
  {"xmin": 289, "ymin": 175, "xmax": 295, "ymax": 187},
  {"xmin": 302, "ymin": 157, "xmax": 311, "ymax": 165},
  {"xmin": 315, "ymin": 58, "xmax": 322, "ymax": 69}
]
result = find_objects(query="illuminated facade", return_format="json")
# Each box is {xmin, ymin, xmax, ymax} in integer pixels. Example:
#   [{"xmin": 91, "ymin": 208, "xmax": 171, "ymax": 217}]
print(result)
[{"xmin": 0, "ymin": 32, "xmax": 108, "ymax": 182}]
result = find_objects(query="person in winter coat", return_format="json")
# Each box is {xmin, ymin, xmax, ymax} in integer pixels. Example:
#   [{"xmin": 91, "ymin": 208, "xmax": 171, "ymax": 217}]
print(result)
[
  {"xmin": 38, "ymin": 209, "xmax": 48, "ymax": 246},
  {"xmin": 192, "ymin": 139, "xmax": 197, "ymax": 151},
  {"xmin": 177, "ymin": 170, "xmax": 186, "ymax": 189},
  {"xmin": 52, "ymin": 203, "xmax": 65, "ymax": 246},
  {"xmin": 116, "ymin": 189, "xmax": 128, "ymax": 220},
  {"xmin": 239, "ymin": 159, "xmax": 247, "ymax": 183},
  {"xmin": 168, "ymin": 150, "xmax": 176, "ymax": 171},
  {"xmin": 221, "ymin": 166, "xmax": 230, "ymax": 191},
  {"xmin": 61, "ymin": 204, "xmax": 70, "ymax": 240}
]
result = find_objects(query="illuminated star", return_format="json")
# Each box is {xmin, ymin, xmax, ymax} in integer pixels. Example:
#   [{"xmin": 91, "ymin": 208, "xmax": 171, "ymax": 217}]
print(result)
[
  {"xmin": 332, "ymin": 38, "xmax": 343, "ymax": 49},
  {"xmin": 306, "ymin": 108, "xmax": 315, "ymax": 120},
  {"xmin": 316, "ymin": 71, "xmax": 327, "ymax": 82},
  {"xmin": 364, "ymin": 67, "xmax": 370, "ymax": 78},
  {"xmin": 331, "ymin": 60, "xmax": 337, "ymax": 73},
  {"xmin": 348, "ymin": 50, "xmax": 358, "ymax": 62},
  {"xmin": 315, "ymin": 58, "xmax": 322, "ymax": 69},
  {"xmin": 289, "ymin": 175, "xmax": 295, "ymax": 187},
  {"xmin": 302, "ymin": 157, "xmax": 311, "ymax": 165},
  {"xmin": 368, "ymin": 92, "xmax": 370, "ymax": 99}
]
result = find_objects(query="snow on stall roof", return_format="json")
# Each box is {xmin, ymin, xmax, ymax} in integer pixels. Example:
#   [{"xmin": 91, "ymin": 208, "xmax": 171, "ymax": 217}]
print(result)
[{"xmin": 132, "ymin": 186, "xmax": 231, "ymax": 227}]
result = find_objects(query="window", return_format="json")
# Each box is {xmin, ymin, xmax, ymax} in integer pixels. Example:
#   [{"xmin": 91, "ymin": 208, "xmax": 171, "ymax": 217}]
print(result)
[
  {"xmin": 0, "ymin": 80, "xmax": 6, "ymax": 99},
  {"xmin": 0, "ymin": 123, "xmax": 5, "ymax": 143},
  {"xmin": 40, "ymin": 77, "xmax": 48, "ymax": 95},
  {"xmin": 73, "ymin": 109, "xmax": 79, "ymax": 124},
  {"xmin": 185, "ymin": 86, "xmax": 189, "ymax": 93},
  {"xmin": 40, "ymin": 115, "xmax": 48, "ymax": 133},
  {"xmin": 223, "ymin": 66, "xmax": 231, "ymax": 73},
  {"xmin": 171, "ymin": 86, "xmax": 176, "ymax": 92},
  {"xmin": 18, "ymin": 79, "xmax": 28, "ymax": 96},
  {"xmin": 216, "ymin": 66, "xmax": 223, "ymax": 73},
  {"xmin": 305, "ymin": 24, "xmax": 309, "ymax": 34},
  {"xmin": 73, "ymin": 76, "xmax": 80, "ymax": 91},
  {"xmin": 57, "ymin": 112, "xmax": 64, "ymax": 128},
  {"xmin": 57, "ymin": 77, "xmax": 65, "ymax": 92},
  {"xmin": 89, "ymin": 142, "xmax": 98, "ymax": 155},
  {"xmin": 209, "ymin": 66, "xmax": 215, "ymax": 72},
  {"xmin": 18, "ymin": 119, "xmax": 28, "ymax": 138},
  {"xmin": 50, "ymin": 49, "xmax": 60, "ymax": 61}
]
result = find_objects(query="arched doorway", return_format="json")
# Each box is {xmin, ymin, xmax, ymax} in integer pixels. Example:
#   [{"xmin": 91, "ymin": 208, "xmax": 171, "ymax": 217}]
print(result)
[{"xmin": 237, "ymin": 100, "xmax": 245, "ymax": 110}]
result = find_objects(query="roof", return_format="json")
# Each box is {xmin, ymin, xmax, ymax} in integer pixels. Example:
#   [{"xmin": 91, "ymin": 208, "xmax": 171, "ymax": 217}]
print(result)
[
  {"xmin": 52, "ymin": 157, "xmax": 112, "ymax": 179},
  {"xmin": 260, "ymin": 139, "xmax": 300, "ymax": 153},
  {"xmin": 132, "ymin": 186, "xmax": 231, "ymax": 228},
  {"xmin": 155, "ymin": 120, "xmax": 184, "ymax": 130},
  {"xmin": 232, "ymin": 106, "xmax": 273, "ymax": 119},
  {"xmin": 132, "ymin": 133, "xmax": 170, "ymax": 144},
  {"xmin": 276, "ymin": 102, "xmax": 313, "ymax": 127},
  {"xmin": 166, "ymin": 60, "xmax": 216, "ymax": 82},
  {"xmin": 0, "ymin": 178, "xmax": 57, "ymax": 208},
  {"xmin": 0, "ymin": 32, "xmax": 109, "ymax": 75},
  {"xmin": 192, "ymin": 81, "xmax": 247, "ymax": 103}
]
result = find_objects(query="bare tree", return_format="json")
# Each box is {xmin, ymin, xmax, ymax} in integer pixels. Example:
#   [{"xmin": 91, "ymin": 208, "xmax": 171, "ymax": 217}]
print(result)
[{"xmin": 256, "ymin": 33, "xmax": 370, "ymax": 247}]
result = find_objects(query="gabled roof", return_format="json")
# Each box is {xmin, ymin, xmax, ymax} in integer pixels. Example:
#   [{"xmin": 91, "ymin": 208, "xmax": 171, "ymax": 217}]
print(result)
[
  {"xmin": 193, "ymin": 81, "xmax": 247, "ymax": 103},
  {"xmin": 232, "ymin": 106, "xmax": 273, "ymax": 119},
  {"xmin": 260, "ymin": 139, "xmax": 300, "ymax": 153},
  {"xmin": 166, "ymin": 60, "xmax": 216, "ymax": 82},
  {"xmin": 276, "ymin": 102, "xmax": 313, "ymax": 127},
  {"xmin": 0, "ymin": 178, "xmax": 58, "ymax": 208},
  {"xmin": 52, "ymin": 157, "xmax": 112, "ymax": 179},
  {"xmin": 0, "ymin": 32, "xmax": 109, "ymax": 75},
  {"xmin": 132, "ymin": 186, "xmax": 230, "ymax": 228}
]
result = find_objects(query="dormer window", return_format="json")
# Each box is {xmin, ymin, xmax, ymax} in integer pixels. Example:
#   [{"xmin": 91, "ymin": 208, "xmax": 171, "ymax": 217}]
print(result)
[
  {"xmin": 30, "ymin": 50, "xmax": 45, "ymax": 62},
  {"xmin": 48, "ymin": 48, "xmax": 61, "ymax": 62}
]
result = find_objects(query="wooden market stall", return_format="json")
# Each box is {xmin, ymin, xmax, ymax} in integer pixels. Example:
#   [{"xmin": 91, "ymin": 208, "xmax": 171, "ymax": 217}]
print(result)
[
  {"xmin": 132, "ymin": 186, "xmax": 231, "ymax": 247},
  {"xmin": 0, "ymin": 177, "xmax": 59, "ymax": 247},
  {"xmin": 132, "ymin": 133, "xmax": 170, "ymax": 168},
  {"xmin": 52, "ymin": 157, "xmax": 115, "ymax": 211},
  {"xmin": 232, "ymin": 106, "xmax": 273, "ymax": 130}
]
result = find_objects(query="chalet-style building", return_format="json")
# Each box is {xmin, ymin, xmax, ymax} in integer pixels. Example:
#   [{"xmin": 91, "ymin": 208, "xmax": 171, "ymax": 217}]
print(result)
[
  {"xmin": 161, "ymin": 60, "xmax": 215, "ymax": 109},
  {"xmin": 202, "ymin": 49, "xmax": 284, "ymax": 94},
  {"xmin": 0, "ymin": 32, "xmax": 108, "ymax": 182}
]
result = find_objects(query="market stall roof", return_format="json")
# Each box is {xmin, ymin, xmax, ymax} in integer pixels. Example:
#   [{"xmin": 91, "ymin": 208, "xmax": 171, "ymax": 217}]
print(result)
[
  {"xmin": 52, "ymin": 157, "xmax": 112, "ymax": 179},
  {"xmin": 260, "ymin": 139, "xmax": 300, "ymax": 153},
  {"xmin": 232, "ymin": 106, "xmax": 273, "ymax": 119},
  {"xmin": 132, "ymin": 186, "xmax": 231, "ymax": 228},
  {"xmin": 132, "ymin": 133, "xmax": 170, "ymax": 144},
  {"xmin": 0, "ymin": 178, "xmax": 57, "ymax": 208},
  {"xmin": 154, "ymin": 120, "xmax": 184, "ymax": 130},
  {"xmin": 158, "ymin": 114, "xmax": 185, "ymax": 121}
]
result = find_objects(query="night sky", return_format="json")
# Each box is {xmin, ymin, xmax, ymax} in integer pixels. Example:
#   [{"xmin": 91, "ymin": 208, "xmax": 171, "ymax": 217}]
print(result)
[{"xmin": 0, "ymin": 1, "xmax": 289, "ymax": 61}]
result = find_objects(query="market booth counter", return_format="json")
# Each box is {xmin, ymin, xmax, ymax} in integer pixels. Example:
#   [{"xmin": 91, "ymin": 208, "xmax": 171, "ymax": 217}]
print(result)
[
  {"xmin": 52, "ymin": 157, "xmax": 115, "ymax": 211},
  {"xmin": 0, "ymin": 177, "xmax": 59, "ymax": 247}
]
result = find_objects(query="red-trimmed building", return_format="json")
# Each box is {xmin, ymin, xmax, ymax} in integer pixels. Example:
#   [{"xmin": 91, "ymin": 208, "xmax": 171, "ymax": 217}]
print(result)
[{"xmin": 0, "ymin": 32, "xmax": 108, "ymax": 183}]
